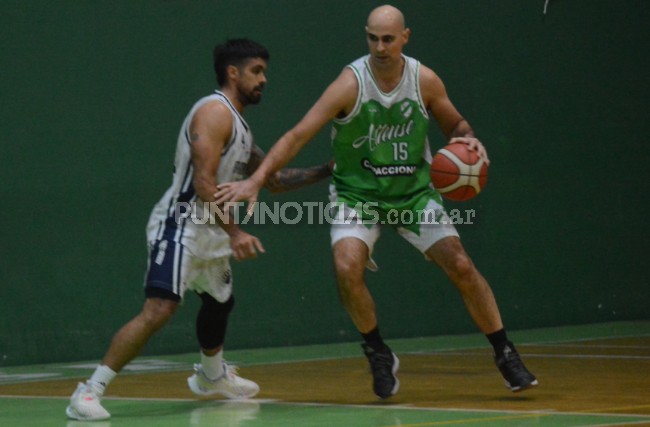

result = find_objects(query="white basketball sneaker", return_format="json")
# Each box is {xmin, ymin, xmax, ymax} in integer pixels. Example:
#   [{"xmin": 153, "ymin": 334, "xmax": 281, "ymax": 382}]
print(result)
[
  {"xmin": 187, "ymin": 362, "xmax": 259, "ymax": 399},
  {"xmin": 65, "ymin": 382, "xmax": 111, "ymax": 421}
]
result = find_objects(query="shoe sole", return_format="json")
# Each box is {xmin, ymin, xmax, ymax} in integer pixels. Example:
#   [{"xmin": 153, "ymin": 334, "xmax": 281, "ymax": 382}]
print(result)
[
  {"xmin": 65, "ymin": 404, "xmax": 111, "ymax": 421},
  {"xmin": 506, "ymin": 378, "xmax": 539, "ymax": 392},
  {"xmin": 187, "ymin": 375, "xmax": 259, "ymax": 399}
]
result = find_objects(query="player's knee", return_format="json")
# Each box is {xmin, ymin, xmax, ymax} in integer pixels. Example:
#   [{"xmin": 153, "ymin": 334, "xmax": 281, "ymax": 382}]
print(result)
[
  {"xmin": 335, "ymin": 272, "xmax": 368, "ymax": 306},
  {"xmin": 334, "ymin": 253, "xmax": 365, "ymax": 282},
  {"xmin": 141, "ymin": 298, "xmax": 178, "ymax": 330},
  {"xmin": 333, "ymin": 238, "xmax": 369, "ymax": 278},
  {"xmin": 446, "ymin": 253, "xmax": 476, "ymax": 283},
  {"xmin": 196, "ymin": 294, "xmax": 234, "ymax": 349}
]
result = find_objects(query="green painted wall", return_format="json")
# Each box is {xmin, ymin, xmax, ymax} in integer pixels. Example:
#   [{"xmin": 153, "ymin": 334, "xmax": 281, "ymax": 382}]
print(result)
[{"xmin": 1, "ymin": 0, "xmax": 648, "ymax": 366}]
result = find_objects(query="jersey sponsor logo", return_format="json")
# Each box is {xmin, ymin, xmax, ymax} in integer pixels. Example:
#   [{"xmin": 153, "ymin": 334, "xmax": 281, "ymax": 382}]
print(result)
[
  {"xmin": 362, "ymin": 158, "xmax": 417, "ymax": 177},
  {"xmin": 399, "ymin": 100, "xmax": 413, "ymax": 119},
  {"xmin": 352, "ymin": 120, "xmax": 415, "ymax": 152}
]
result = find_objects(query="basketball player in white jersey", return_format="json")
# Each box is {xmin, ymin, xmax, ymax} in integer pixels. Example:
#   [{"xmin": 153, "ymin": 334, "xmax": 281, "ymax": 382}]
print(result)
[{"xmin": 66, "ymin": 39, "xmax": 332, "ymax": 421}]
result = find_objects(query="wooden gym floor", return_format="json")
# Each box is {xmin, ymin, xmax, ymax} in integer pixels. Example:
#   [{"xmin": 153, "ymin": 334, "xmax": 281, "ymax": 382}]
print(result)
[{"xmin": 1, "ymin": 321, "xmax": 649, "ymax": 426}]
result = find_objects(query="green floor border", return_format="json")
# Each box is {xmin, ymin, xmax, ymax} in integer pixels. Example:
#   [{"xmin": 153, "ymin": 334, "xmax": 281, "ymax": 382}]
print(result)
[{"xmin": 1, "ymin": 396, "xmax": 650, "ymax": 427}]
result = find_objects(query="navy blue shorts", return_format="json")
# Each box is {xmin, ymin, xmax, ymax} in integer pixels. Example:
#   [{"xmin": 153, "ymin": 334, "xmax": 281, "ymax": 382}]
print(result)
[{"xmin": 144, "ymin": 239, "xmax": 233, "ymax": 303}]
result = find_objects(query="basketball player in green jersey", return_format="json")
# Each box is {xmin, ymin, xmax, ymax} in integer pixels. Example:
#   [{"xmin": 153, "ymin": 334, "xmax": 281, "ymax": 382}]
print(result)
[{"xmin": 216, "ymin": 5, "xmax": 537, "ymax": 398}]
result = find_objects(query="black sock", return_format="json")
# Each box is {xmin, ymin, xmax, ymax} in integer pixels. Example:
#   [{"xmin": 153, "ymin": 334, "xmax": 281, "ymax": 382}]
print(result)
[
  {"xmin": 361, "ymin": 327, "xmax": 387, "ymax": 352},
  {"xmin": 486, "ymin": 328, "xmax": 512, "ymax": 356}
]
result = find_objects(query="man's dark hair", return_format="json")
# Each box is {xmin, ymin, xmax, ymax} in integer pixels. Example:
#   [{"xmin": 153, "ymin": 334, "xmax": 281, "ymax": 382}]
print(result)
[{"xmin": 213, "ymin": 39, "xmax": 270, "ymax": 87}]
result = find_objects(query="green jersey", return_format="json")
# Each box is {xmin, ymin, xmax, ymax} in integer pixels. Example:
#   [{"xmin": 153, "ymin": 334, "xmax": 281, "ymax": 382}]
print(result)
[{"xmin": 330, "ymin": 55, "xmax": 442, "ymax": 224}]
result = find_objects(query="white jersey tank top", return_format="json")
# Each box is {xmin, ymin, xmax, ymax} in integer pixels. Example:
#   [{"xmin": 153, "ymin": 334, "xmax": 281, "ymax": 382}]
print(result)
[{"xmin": 146, "ymin": 91, "xmax": 253, "ymax": 259}]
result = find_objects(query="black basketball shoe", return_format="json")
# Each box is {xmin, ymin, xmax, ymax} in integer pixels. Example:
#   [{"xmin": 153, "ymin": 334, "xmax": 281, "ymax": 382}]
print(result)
[
  {"xmin": 495, "ymin": 342, "xmax": 538, "ymax": 392},
  {"xmin": 362, "ymin": 343, "xmax": 400, "ymax": 399}
]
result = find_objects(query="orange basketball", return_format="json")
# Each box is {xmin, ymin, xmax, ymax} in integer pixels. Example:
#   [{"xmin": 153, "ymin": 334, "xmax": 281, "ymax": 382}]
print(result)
[{"xmin": 430, "ymin": 142, "xmax": 488, "ymax": 201}]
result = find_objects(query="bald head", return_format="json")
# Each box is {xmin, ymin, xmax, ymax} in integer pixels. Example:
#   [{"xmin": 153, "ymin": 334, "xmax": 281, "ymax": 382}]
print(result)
[
  {"xmin": 367, "ymin": 4, "xmax": 405, "ymax": 31},
  {"xmin": 364, "ymin": 4, "xmax": 410, "ymax": 68}
]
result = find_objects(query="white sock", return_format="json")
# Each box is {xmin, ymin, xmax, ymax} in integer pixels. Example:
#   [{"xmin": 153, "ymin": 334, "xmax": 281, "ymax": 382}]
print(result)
[
  {"xmin": 88, "ymin": 365, "xmax": 117, "ymax": 396},
  {"xmin": 201, "ymin": 350, "xmax": 224, "ymax": 380}
]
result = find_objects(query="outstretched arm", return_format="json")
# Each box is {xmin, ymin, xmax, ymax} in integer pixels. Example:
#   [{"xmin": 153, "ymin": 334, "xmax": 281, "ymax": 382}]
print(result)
[
  {"xmin": 215, "ymin": 68, "xmax": 357, "ymax": 209},
  {"xmin": 246, "ymin": 145, "xmax": 332, "ymax": 194}
]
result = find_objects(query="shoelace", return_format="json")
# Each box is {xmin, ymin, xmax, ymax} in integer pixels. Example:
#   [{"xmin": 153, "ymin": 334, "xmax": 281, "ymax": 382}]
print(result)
[
  {"xmin": 223, "ymin": 362, "xmax": 241, "ymax": 379},
  {"xmin": 369, "ymin": 352, "xmax": 394, "ymax": 375},
  {"xmin": 501, "ymin": 351, "xmax": 527, "ymax": 374},
  {"xmin": 194, "ymin": 361, "xmax": 241, "ymax": 381}
]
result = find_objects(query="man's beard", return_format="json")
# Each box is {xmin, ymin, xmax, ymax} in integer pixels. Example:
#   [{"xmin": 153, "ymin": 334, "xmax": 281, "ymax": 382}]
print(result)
[{"xmin": 240, "ymin": 85, "xmax": 263, "ymax": 106}]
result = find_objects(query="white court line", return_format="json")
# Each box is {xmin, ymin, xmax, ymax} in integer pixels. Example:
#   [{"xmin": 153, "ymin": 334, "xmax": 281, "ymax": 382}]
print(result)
[
  {"xmin": 409, "ymin": 351, "xmax": 650, "ymax": 361},
  {"xmin": 522, "ymin": 353, "xmax": 650, "ymax": 360},
  {"xmin": 523, "ymin": 333, "xmax": 650, "ymax": 346},
  {"xmin": 240, "ymin": 339, "xmax": 650, "ymax": 367},
  {"xmin": 575, "ymin": 423, "xmax": 650, "ymax": 427},
  {"xmin": 540, "ymin": 343, "xmax": 650, "ymax": 349}
]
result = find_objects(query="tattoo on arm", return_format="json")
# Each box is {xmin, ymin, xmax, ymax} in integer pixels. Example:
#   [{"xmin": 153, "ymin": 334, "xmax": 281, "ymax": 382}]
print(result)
[
  {"xmin": 266, "ymin": 165, "xmax": 331, "ymax": 193},
  {"xmin": 247, "ymin": 144, "xmax": 331, "ymax": 193},
  {"xmin": 246, "ymin": 144, "xmax": 265, "ymax": 176}
]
